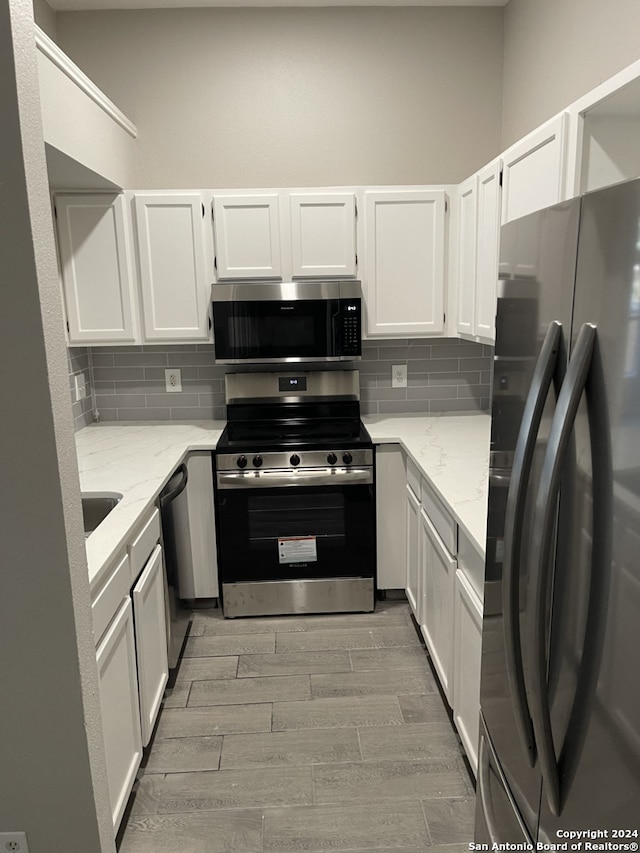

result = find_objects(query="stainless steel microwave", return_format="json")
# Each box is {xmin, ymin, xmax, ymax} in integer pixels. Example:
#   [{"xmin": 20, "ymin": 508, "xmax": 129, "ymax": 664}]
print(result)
[{"xmin": 211, "ymin": 281, "xmax": 362, "ymax": 364}]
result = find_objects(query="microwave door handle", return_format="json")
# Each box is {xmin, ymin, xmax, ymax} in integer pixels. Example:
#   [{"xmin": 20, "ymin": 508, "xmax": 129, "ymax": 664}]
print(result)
[
  {"xmin": 527, "ymin": 323, "xmax": 597, "ymax": 817},
  {"xmin": 330, "ymin": 302, "xmax": 341, "ymax": 352}
]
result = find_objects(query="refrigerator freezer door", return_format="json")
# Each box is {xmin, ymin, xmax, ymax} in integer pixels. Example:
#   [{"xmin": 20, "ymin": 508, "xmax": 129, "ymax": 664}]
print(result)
[
  {"xmin": 476, "ymin": 716, "xmax": 535, "ymax": 846},
  {"xmin": 479, "ymin": 199, "xmax": 580, "ymax": 841},
  {"xmin": 538, "ymin": 178, "xmax": 640, "ymax": 835}
]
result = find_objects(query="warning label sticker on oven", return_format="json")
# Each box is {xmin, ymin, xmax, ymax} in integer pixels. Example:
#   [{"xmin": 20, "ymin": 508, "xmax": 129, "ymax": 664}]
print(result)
[{"xmin": 278, "ymin": 536, "xmax": 317, "ymax": 564}]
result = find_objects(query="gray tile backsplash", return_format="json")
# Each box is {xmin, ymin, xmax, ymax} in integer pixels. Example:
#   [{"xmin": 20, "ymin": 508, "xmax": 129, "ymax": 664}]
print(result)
[
  {"xmin": 69, "ymin": 339, "xmax": 493, "ymax": 429},
  {"xmin": 359, "ymin": 338, "xmax": 493, "ymax": 416},
  {"xmin": 68, "ymin": 347, "xmax": 94, "ymax": 431}
]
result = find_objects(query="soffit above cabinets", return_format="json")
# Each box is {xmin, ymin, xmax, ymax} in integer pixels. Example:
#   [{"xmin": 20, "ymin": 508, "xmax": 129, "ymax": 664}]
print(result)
[{"xmin": 50, "ymin": 0, "xmax": 508, "ymax": 10}]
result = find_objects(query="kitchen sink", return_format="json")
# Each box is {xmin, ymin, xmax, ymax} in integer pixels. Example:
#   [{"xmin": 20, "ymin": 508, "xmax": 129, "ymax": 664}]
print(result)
[{"xmin": 81, "ymin": 493, "xmax": 122, "ymax": 536}]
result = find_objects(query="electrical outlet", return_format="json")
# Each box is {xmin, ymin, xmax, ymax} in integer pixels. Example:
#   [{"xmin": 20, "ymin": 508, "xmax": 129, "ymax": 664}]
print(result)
[
  {"xmin": 74, "ymin": 372, "xmax": 86, "ymax": 402},
  {"xmin": 165, "ymin": 368, "xmax": 182, "ymax": 393},
  {"xmin": 392, "ymin": 364, "xmax": 407, "ymax": 388},
  {"xmin": 0, "ymin": 832, "xmax": 29, "ymax": 853}
]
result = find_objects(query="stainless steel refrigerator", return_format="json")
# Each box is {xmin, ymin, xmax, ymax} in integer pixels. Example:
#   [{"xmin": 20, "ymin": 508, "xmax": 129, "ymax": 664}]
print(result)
[{"xmin": 476, "ymin": 177, "xmax": 640, "ymax": 842}]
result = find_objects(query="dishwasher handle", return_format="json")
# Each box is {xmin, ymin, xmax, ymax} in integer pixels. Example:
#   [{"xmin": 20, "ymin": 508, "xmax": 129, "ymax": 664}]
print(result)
[{"xmin": 159, "ymin": 463, "xmax": 188, "ymax": 507}]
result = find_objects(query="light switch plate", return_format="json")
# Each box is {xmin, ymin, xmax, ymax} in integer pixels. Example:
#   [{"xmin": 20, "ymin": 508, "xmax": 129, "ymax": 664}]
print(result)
[{"xmin": 392, "ymin": 364, "xmax": 407, "ymax": 388}]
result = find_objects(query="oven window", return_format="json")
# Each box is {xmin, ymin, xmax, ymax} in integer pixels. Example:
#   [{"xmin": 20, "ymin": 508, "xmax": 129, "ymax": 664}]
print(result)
[
  {"xmin": 216, "ymin": 482, "xmax": 375, "ymax": 583},
  {"xmin": 248, "ymin": 492, "xmax": 345, "ymax": 545}
]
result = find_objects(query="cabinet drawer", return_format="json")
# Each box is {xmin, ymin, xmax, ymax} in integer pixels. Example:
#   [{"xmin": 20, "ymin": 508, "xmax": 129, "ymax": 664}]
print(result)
[
  {"xmin": 92, "ymin": 552, "xmax": 131, "ymax": 645},
  {"xmin": 420, "ymin": 477, "xmax": 457, "ymax": 555},
  {"xmin": 128, "ymin": 507, "xmax": 161, "ymax": 583},
  {"xmin": 406, "ymin": 457, "xmax": 422, "ymax": 499}
]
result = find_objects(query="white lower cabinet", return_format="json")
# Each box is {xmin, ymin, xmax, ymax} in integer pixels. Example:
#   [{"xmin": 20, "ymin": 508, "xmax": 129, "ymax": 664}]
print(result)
[
  {"xmin": 95, "ymin": 597, "xmax": 143, "ymax": 832},
  {"xmin": 132, "ymin": 544, "xmax": 169, "ymax": 746},
  {"xmin": 400, "ymin": 449, "xmax": 485, "ymax": 775},
  {"xmin": 419, "ymin": 507, "xmax": 456, "ymax": 705},
  {"xmin": 92, "ymin": 506, "xmax": 168, "ymax": 833},
  {"xmin": 405, "ymin": 483, "xmax": 421, "ymax": 616},
  {"xmin": 453, "ymin": 568, "xmax": 484, "ymax": 777}
]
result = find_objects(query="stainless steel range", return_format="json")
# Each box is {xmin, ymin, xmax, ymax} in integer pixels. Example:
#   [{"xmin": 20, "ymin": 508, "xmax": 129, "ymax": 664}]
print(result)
[{"xmin": 213, "ymin": 370, "xmax": 376, "ymax": 618}]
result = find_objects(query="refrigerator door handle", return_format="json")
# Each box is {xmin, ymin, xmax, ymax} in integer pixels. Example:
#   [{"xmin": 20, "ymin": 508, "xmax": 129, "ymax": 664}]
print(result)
[
  {"xmin": 527, "ymin": 323, "xmax": 597, "ymax": 816},
  {"xmin": 503, "ymin": 319, "xmax": 563, "ymax": 768}
]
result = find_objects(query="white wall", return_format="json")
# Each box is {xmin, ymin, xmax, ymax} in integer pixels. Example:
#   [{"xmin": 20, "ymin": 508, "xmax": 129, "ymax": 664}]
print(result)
[
  {"xmin": 0, "ymin": 0, "xmax": 113, "ymax": 849},
  {"xmin": 56, "ymin": 6, "xmax": 504, "ymax": 188},
  {"xmin": 502, "ymin": 0, "xmax": 640, "ymax": 148}
]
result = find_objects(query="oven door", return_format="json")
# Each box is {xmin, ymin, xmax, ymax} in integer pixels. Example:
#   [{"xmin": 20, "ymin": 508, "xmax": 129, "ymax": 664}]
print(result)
[{"xmin": 215, "ymin": 477, "xmax": 375, "ymax": 616}]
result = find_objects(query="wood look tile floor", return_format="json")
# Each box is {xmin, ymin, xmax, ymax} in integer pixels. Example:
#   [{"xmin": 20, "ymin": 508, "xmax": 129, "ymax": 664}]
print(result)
[{"xmin": 117, "ymin": 600, "xmax": 476, "ymax": 853}]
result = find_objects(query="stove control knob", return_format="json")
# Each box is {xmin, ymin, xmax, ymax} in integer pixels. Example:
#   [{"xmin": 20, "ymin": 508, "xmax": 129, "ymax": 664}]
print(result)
[
  {"xmin": 252, "ymin": 455, "xmax": 263, "ymax": 468},
  {"xmin": 290, "ymin": 454, "xmax": 301, "ymax": 467},
  {"xmin": 237, "ymin": 455, "xmax": 247, "ymax": 469},
  {"xmin": 327, "ymin": 452, "xmax": 337, "ymax": 466},
  {"xmin": 342, "ymin": 452, "xmax": 353, "ymax": 465}
]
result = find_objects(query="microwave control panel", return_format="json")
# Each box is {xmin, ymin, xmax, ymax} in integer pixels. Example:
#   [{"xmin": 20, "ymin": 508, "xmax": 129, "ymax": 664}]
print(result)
[{"xmin": 340, "ymin": 301, "xmax": 361, "ymax": 356}]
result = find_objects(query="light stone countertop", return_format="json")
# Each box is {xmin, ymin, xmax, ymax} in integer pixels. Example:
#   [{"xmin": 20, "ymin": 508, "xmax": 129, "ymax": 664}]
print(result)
[
  {"xmin": 76, "ymin": 421, "xmax": 225, "ymax": 592},
  {"xmin": 76, "ymin": 412, "xmax": 491, "ymax": 594},
  {"xmin": 364, "ymin": 412, "xmax": 491, "ymax": 558}
]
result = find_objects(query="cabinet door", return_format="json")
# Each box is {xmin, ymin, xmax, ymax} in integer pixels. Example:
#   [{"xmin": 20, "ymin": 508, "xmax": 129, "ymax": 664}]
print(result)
[
  {"xmin": 290, "ymin": 192, "xmax": 357, "ymax": 278},
  {"xmin": 501, "ymin": 113, "xmax": 568, "ymax": 225},
  {"xmin": 474, "ymin": 160, "xmax": 502, "ymax": 341},
  {"xmin": 95, "ymin": 597, "xmax": 142, "ymax": 832},
  {"xmin": 56, "ymin": 194, "xmax": 137, "ymax": 344},
  {"xmin": 405, "ymin": 484, "xmax": 421, "ymax": 617},
  {"xmin": 456, "ymin": 176, "xmax": 477, "ymax": 337},
  {"xmin": 212, "ymin": 194, "xmax": 281, "ymax": 279},
  {"xmin": 420, "ymin": 508, "xmax": 456, "ymax": 705},
  {"xmin": 133, "ymin": 193, "xmax": 211, "ymax": 341},
  {"xmin": 376, "ymin": 445, "xmax": 407, "ymax": 590},
  {"xmin": 132, "ymin": 544, "xmax": 169, "ymax": 746},
  {"xmin": 364, "ymin": 190, "xmax": 446, "ymax": 337},
  {"xmin": 453, "ymin": 568, "xmax": 483, "ymax": 776}
]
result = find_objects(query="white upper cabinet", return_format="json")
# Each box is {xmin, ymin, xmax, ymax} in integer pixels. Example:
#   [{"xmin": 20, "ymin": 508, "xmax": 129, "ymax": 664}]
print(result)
[
  {"xmin": 565, "ymin": 59, "xmax": 640, "ymax": 197},
  {"xmin": 501, "ymin": 112, "xmax": 569, "ymax": 225},
  {"xmin": 56, "ymin": 194, "xmax": 137, "ymax": 344},
  {"xmin": 474, "ymin": 159, "xmax": 502, "ymax": 341},
  {"xmin": 289, "ymin": 192, "xmax": 357, "ymax": 278},
  {"xmin": 212, "ymin": 193, "xmax": 282, "ymax": 280},
  {"xmin": 456, "ymin": 176, "xmax": 477, "ymax": 338},
  {"xmin": 133, "ymin": 193, "xmax": 211, "ymax": 341},
  {"xmin": 364, "ymin": 189, "xmax": 447, "ymax": 337}
]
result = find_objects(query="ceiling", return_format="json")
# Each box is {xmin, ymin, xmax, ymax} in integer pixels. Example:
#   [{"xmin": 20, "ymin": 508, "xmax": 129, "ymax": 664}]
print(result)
[{"xmin": 50, "ymin": 0, "xmax": 509, "ymax": 10}]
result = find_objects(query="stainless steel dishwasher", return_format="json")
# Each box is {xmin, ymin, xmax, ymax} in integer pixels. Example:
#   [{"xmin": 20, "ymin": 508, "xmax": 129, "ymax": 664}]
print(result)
[{"xmin": 158, "ymin": 463, "xmax": 192, "ymax": 677}]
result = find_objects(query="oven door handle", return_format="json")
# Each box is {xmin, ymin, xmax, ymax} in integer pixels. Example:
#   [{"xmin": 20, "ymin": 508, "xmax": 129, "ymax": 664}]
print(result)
[{"xmin": 217, "ymin": 467, "xmax": 373, "ymax": 489}]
